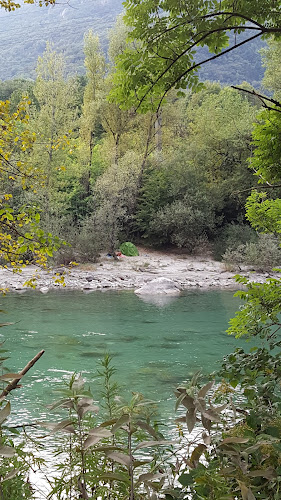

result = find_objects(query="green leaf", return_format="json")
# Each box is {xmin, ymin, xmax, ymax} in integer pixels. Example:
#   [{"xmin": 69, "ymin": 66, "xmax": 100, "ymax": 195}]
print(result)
[
  {"xmin": 219, "ymin": 437, "xmax": 249, "ymax": 446},
  {"xmin": 98, "ymin": 472, "xmax": 130, "ymax": 485},
  {"xmin": 83, "ymin": 434, "xmax": 106, "ymax": 450},
  {"xmin": 137, "ymin": 472, "xmax": 164, "ymax": 484},
  {"xmin": 105, "ymin": 451, "xmax": 131, "ymax": 467},
  {"xmin": 0, "ymin": 373, "xmax": 21, "ymax": 381},
  {"xmin": 88, "ymin": 427, "xmax": 112, "ymax": 437},
  {"xmin": 237, "ymin": 480, "xmax": 256, "ymax": 500},
  {"xmin": 111, "ymin": 414, "xmax": 129, "ymax": 433},
  {"xmin": 248, "ymin": 468, "xmax": 276, "ymax": 479},
  {"xmin": 0, "ymin": 445, "xmax": 15, "ymax": 457},
  {"xmin": 39, "ymin": 419, "xmax": 75, "ymax": 435},
  {"xmin": 0, "ymin": 401, "xmax": 11, "ymax": 425},
  {"xmin": 136, "ymin": 420, "xmax": 161, "ymax": 439},
  {"xmin": 178, "ymin": 472, "xmax": 194, "ymax": 487},
  {"xmin": 198, "ymin": 380, "xmax": 214, "ymax": 399},
  {"xmin": 1, "ymin": 468, "xmax": 19, "ymax": 481},
  {"xmin": 186, "ymin": 408, "xmax": 197, "ymax": 433},
  {"xmin": 190, "ymin": 443, "xmax": 207, "ymax": 464}
]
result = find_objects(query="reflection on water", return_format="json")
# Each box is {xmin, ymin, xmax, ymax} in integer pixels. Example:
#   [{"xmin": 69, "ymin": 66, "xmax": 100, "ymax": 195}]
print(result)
[
  {"xmin": 0, "ymin": 289, "xmax": 245, "ymax": 423},
  {"xmin": 137, "ymin": 293, "xmax": 178, "ymax": 307}
]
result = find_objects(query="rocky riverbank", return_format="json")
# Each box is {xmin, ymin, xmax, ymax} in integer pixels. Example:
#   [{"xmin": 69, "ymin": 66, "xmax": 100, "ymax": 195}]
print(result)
[{"xmin": 0, "ymin": 248, "xmax": 277, "ymax": 293}]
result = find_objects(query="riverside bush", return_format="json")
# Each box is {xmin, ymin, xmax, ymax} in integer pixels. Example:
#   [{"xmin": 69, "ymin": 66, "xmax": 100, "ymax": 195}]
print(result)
[
  {"xmin": 149, "ymin": 197, "xmax": 217, "ymax": 251},
  {"xmin": 213, "ymin": 222, "xmax": 257, "ymax": 260},
  {"xmin": 223, "ymin": 233, "xmax": 281, "ymax": 271}
]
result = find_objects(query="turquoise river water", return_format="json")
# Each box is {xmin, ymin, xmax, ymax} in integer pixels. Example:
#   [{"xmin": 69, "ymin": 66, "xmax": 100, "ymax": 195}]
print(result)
[{"xmin": 0, "ymin": 289, "xmax": 246, "ymax": 424}]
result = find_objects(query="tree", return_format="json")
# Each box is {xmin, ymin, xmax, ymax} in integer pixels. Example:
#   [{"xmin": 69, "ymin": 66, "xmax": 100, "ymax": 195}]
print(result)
[
  {"xmin": 29, "ymin": 44, "xmax": 78, "ymax": 232},
  {"xmin": 0, "ymin": 98, "xmax": 63, "ymax": 275},
  {"xmin": 261, "ymin": 38, "xmax": 281, "ymax": 99},
  {"xmin": 245, "ymin": 41, "xmax": 281, "ymax": 236},
  {"xmin": 110, "ymin": 0, "xmax": 281, "ymax": 111},
  {"xmin": 80, "ymin": 31, "xmax": 106, "ymax": 169}
]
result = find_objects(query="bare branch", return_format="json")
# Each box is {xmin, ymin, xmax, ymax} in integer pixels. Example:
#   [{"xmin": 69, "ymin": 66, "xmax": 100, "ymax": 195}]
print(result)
[
  {"xmin": 231, "ymin": 86, "xmax": 281, "ymax": 112},
  {"xmin": 0, "ymin": 350, "xmax": 45, "ymax": 399}
]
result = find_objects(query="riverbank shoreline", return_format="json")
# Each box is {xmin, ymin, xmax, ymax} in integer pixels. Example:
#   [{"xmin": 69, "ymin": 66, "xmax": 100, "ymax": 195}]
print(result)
[{"xmin": 0, "ymin": 247, "xmax": 277, "ymax": 293}]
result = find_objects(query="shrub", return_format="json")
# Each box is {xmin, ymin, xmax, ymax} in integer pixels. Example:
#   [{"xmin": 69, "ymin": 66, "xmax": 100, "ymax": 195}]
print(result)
[
  {"xmin": 223, "ymin": 233, "xmax": 281, "ymax": 271},
  {"xmin": 213, "ymin": 223, "xmax": 257, "ymax": 260},
  {"xmin": 148, "ymin": 196, "xmax": 217, "ymax": 252}
]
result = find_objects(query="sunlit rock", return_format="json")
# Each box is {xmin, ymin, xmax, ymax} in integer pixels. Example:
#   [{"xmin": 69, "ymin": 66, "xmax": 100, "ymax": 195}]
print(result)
[{"xmin": 135, "ymin": 277, "xmax": 181, "ymax": 295}]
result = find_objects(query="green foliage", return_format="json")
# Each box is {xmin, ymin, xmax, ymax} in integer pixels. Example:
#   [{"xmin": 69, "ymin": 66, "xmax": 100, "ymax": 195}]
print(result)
[
  {"xmin": 261, "ymin": 38, "xmax": 281, "ymax": 99},
  {"xmin": 110, "ymin": 0, "xmax": 281, "ymax": 111},
  {"xmin": 44, "ymin": 361, "xmax": 174, "ymax": 500},
  {"xmin": 149, "ymin": 196, "xmax": 216, "ymax": 251},
  {"xmin": 214, "ymin": 223, "xmax": 257, "ymax": 260},
  {"xmin": 246, "ymin": 191, "xmax": 281, "ymax": 234},
  {"xmin": 227, "ymin": 273, "xmax": 281, "ymax": 339},
  {"xmin": 249, "ymin": 109, "xmax": 281, "ymax": 185},
  {"xmin": 223, "ymin": 233, "xmax": 281, "ymax": 271},
  {"xmin": 134, "ymin": 166, "xmax": 170, "ymax": 236},
  {"xmin": 0, "ymin": 98, "xmax": 64, "ymax": 273}
]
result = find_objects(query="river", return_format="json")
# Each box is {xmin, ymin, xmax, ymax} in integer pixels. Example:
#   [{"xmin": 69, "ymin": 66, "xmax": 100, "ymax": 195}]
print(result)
[{"xmin": 0, "ymin": 289, "xmax": 246, "ymax": 425}]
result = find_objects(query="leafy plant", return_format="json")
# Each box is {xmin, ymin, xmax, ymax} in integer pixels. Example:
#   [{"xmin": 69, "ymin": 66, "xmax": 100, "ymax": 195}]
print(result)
[{"xmin": 223, "ymin": 234, "xmax": 281, "ymax": 271}]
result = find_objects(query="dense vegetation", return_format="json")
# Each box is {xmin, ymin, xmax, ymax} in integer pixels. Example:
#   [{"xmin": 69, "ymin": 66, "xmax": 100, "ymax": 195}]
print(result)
[
  {"xmin": 0, "ymin": 0, "xmax": 280, "ymax": 499},
  {"xmin": 0, "ymin": 32, "xmax": 277, "ymax": 266}
]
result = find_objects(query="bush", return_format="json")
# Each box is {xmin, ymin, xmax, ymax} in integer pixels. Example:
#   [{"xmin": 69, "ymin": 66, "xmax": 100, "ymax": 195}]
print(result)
[
  {"xmin": 53, "ymin": 220, "xmax": 103, "ymax": 265},
  {"xmin": 148, "ymin": 195, "xmax": 217, "ymax": 252},
  {"xmin": 213, "ymin": 223, "xmax": 257, "ymax": 260},
  {"xmin": 223, "ymin": 233, "xmax": 281, "ymax": 271}
]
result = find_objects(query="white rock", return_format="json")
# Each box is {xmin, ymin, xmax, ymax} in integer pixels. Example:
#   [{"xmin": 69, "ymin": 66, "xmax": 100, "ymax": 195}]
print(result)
[
  {"xmin": 40, "ymin": 287, "xmax": 49, "ymax": 294},
  {"xmin": 135, "ymin": 277, "xmax": 180, "ymax": 295}
]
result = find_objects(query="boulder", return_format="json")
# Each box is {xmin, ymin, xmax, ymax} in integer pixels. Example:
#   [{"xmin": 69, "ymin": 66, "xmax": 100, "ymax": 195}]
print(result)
[{"xmin": 135, "ymin": 277, "xmax": 180, "ymax": 295}]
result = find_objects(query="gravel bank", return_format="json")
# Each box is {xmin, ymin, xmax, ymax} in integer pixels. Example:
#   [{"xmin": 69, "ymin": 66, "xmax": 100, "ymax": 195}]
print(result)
[{"xmin": 0, "ymin": 248, "xmax": 277, "ymax": 293}]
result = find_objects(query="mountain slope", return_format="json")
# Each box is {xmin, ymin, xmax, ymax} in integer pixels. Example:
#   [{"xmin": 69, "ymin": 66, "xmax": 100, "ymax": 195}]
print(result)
[
  {"xmin": 0, "ymin": 0, "xmax": 265, "ymax": 86},
  {"xmin": 0, "ymin": 0, "xmax": 123, "ymax": 79}
]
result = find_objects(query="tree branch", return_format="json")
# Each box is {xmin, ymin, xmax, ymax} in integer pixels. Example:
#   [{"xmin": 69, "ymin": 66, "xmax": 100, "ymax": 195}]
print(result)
[
  {"xmin": 231, "ymin": 86, "xmax": 281, "ymax": 112},
  {"xmin": 0, "ymin": 350, "xmax": 45, "ymax": 399},
  {"xmin": 152, "ymin": 31, "xmax": 262, "ymax": 112}
]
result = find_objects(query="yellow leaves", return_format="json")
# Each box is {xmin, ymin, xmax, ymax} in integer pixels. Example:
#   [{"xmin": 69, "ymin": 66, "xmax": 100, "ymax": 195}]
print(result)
[
  {"xmin": 53, "ymin": 274, "xmax": 66, "ymax": 286},
  {"xmin": 0, "ymin": 98, "xmax": 65, "ymax": 276},
  {"xmin": 23, "ymin": 277, "xmax": 37, "ymax": 289}
]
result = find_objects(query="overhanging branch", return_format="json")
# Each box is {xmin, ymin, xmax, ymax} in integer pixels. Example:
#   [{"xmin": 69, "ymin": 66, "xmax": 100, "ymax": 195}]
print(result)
[{"xmin": 231, "ymin": 86, "xmax": 281, "ymax": 112}]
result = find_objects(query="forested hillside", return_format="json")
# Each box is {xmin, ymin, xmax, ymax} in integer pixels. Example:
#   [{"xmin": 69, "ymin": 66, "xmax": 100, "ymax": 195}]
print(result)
[
  {"xmin": 0, "ymin": 0, "xmax": 264, "ymax": 84},
  {"xmin": 0, "ymin": 0, "xmax": 123, "ymax": 79},
  {"xmin": 1, "ymin": 25, "xmax": 280, "ymax": 271}
]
